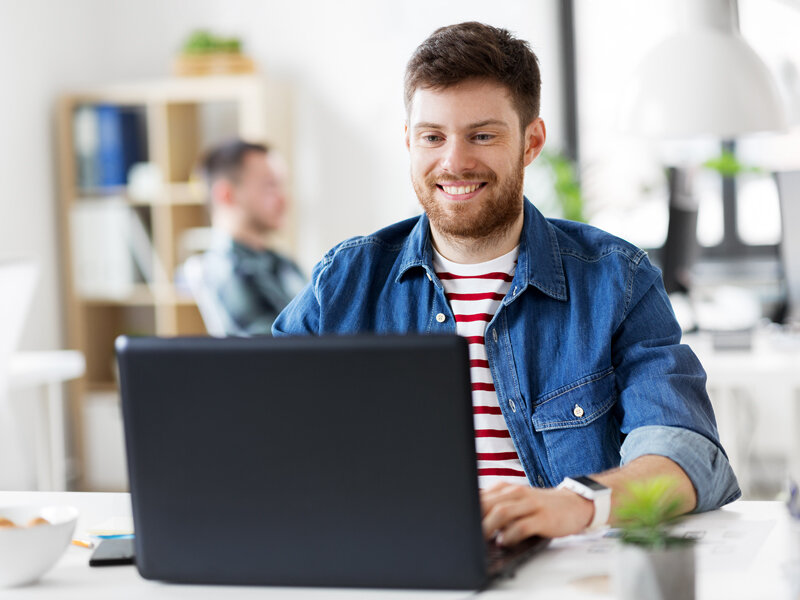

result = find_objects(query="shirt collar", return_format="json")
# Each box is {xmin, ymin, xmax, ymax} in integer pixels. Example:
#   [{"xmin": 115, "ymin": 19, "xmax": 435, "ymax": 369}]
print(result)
[
  {"xmin": 395, "ymin": 198, "xmax": 567, "ymax": 302},
  {"xmin": 210, "ymin": 232, "xmax": 279, "ymax": 267}
]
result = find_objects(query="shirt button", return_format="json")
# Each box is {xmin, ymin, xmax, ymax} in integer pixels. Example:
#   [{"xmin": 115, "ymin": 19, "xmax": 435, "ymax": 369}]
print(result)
[
  {"xmin": 513, "ymin": 287, "xmax": 518, "ymax": 296},
  {"xmin": 508, "ymin": 399, "xmax": 516, "ymax": 413},
  {"xmin": 492, "ymin": 329, "xmax": 498, "ymax": 342},
  {"xmin": 537, "ymin": 475, "xmax": 545, "ymax": 487},
  {"xmin": 426, "ymin": 272, "xmax": 432, "ymax": 281},
  {"xmin": 573, "ymin": 404, "xmax": 584, "ymax": 418},
  {"xmin": 436, "ymin": 313, "xmax": 446, "ymax": 323}
]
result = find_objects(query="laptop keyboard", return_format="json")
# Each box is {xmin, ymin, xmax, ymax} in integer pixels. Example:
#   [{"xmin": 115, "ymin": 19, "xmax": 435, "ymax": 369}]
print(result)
[{"xmin": 486, "ymin": 535, "xmax": 550, "ymax": 579}]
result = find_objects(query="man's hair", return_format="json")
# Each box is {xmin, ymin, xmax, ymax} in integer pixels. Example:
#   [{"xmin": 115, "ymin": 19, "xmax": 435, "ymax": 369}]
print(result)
[
  {"xmin": 200, "ymin": 139, "xmax": 269, "ymax": 186},
  {"xmin": 404, "ymin": 22, "xmax": 542, "ymax": 129}
]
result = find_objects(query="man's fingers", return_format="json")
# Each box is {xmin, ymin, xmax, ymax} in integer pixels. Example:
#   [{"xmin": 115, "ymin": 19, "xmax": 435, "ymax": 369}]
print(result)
[
  {"xmin": 481, "ymin": 482, "xmax": 525, "ymax": 506},
  {"xmin": 482, "ymin": 498, "xmax": 538, "ymax": 539},
  {"xmin": 480, "ymin": 481, "xmax": 512, "ymax": 500},
  {"xmin": 480, "ymin": 482, "xmax": 515, "ymax": 516},
  {"xmin": 496, "ymin": 513, "xmax": 545, "ymax": 546}
]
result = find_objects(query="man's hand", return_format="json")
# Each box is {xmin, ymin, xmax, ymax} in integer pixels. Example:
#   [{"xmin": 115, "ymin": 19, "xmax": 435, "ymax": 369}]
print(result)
[
  {"xmin": 480, "ymin": 456, "xmax": 698, "ymax": 546},
  {"xmin": 480, "ymin": 482, "xmax": 594, "ymax": 545}
]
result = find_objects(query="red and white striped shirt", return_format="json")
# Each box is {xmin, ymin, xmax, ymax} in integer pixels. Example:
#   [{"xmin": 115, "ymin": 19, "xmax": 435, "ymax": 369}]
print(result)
[{"xmin": 433, "ymin": 246, "xmax": 529, "ymax": 490}]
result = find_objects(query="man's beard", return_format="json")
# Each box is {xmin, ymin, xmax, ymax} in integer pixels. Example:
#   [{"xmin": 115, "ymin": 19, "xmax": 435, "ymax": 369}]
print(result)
[{"xmin": 412, "ymin": 155, "xmax": 524, "ymax": 242}]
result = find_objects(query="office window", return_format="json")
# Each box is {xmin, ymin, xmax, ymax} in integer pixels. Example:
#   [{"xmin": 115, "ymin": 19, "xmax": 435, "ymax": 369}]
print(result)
[
  {"xmin": 737, "ymin": 176, "xmax": 782, "ymax": 246},
  {"xmin": 697, "ymin": 175, "xmax": 724, "ymax": 248},
  {"xmin": 737, "ymin": 0, "xmax": 800, "ymax": 247},
  {"xmin": 573, "ymin": 0, "xmax": 799, "ymax": 259},
  {"xmin": 572, "ymin": 0, "xmax": 677, "ymax": 250}
]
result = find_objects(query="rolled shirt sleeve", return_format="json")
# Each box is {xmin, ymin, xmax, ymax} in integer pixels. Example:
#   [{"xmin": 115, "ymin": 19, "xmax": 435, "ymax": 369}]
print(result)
[{"xmin": 620, "ymin": 425, "xmax": 741, "ymax": 512}]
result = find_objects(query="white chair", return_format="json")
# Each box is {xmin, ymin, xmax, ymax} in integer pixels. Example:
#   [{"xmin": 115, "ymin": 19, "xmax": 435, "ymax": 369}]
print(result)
[
  {"xmin": 0, "ymin": 259, "xmax": 38, "ymax": 489},
  {"xmin": 181, "ymin": 254, "xmax": 228, "ymax": 337}
]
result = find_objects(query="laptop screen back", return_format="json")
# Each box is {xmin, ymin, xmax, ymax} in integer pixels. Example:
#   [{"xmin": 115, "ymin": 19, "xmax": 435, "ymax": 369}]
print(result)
[{"xmin": 117, "ymin": 334, "xmax": 488, "ymax": 589}]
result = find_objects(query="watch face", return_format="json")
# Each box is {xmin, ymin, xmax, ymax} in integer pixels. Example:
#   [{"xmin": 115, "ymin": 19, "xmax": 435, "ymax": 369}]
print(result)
[{"xmin": 572, "ymin": 476, "xmax": 608, "ymax": 491}]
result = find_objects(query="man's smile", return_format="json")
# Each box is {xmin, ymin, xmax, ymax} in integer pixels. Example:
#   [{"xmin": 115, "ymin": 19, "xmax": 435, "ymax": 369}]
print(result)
[{"xmin": 435, "ymin": 181, "xmax": 488, "ymax": 201}]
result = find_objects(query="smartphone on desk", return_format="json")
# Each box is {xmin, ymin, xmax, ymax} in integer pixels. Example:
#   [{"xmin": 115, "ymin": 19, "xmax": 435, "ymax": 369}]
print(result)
[{"xmin": 89, "ymin": 537, "xmax": 135, "ymax": 566}]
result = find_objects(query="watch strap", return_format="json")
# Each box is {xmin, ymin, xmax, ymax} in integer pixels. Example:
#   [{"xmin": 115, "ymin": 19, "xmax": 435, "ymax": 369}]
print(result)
[
  {"xmin": 557, "ymin": 476, "xmax": 611, "ymax": 532},
  {"xmin": 586, "ymin": 486, "xmax": 611, "ymax": 531}
]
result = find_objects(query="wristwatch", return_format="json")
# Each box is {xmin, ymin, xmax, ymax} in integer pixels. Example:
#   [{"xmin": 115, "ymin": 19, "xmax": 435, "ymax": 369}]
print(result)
[{"xmin": 557, "ymin": 475, "xmax": 612, "ymax": 532}]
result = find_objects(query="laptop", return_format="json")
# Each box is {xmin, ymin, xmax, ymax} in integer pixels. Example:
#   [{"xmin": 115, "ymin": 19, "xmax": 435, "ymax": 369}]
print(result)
[{"xmin": 116, "ymin": 334, "xmax": 548, "ymax": 590}]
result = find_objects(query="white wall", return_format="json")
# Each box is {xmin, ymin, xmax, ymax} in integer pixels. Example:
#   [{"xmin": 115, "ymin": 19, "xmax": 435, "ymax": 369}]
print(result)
[
  {"xmin": 0, "ymin": 0, "xmax": 564, "ymax": 354},
  {"xmin": 0, "ymin": 0, "xmax": 216, "ymax": 351}
]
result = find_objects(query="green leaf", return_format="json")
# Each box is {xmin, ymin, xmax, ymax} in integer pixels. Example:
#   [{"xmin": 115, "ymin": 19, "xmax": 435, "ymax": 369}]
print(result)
[
  {"xmin": 614, "ymin": 475, "xmax": 690, "ymax": 549},
  {"xmin": 182, "ymin": 30, "xmax": 243, "ymax": 55},
  {"xmin": 539, "ymin": 150, "xmax": 586, "ymax": 223},
  {"xmin": 702, "ymin": 150, "xmax": 761, "ymax": 177}
]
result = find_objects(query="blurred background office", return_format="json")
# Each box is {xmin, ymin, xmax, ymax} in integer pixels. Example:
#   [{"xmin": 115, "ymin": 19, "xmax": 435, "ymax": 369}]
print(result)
[{"xmin": 0, "ymin": 0, "xmax": 799, "ymax": 496}]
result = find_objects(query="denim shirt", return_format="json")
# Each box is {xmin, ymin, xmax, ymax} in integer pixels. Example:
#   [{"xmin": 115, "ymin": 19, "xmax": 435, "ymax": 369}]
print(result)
[{"xmin": 273, "ymin": 199, "xmax": 741, "ymax": 512}]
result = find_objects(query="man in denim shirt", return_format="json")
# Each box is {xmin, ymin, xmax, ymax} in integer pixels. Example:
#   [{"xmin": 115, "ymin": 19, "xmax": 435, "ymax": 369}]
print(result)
[{"xmin": 274, "ymin": 22, "xmax": 740, "ymax": 543}]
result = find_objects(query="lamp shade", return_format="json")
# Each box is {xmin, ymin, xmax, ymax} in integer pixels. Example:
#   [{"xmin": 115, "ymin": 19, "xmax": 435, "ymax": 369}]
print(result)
[{"xmin": 619, "ymin": 29, "xmax": 788, "ymax": 138}]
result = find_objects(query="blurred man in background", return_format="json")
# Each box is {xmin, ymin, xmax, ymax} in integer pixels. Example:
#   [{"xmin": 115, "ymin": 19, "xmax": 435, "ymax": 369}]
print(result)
[{"xmin": 190, "ymin": 140, "xmax": 305, "ymax": 336}]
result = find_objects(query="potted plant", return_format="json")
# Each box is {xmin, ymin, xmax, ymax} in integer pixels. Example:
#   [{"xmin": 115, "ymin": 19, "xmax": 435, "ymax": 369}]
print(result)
[
  {"xmin": 173, "ymin": 30, "xmax": 255, "ymax": 77},
  {"xmin": 612, "ymin": 476, "xmax": 695, "ymax": 600}
]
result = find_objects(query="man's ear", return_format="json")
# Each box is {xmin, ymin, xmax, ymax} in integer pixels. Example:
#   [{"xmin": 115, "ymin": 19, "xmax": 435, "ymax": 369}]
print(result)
[
  {"xmin": 404, "ymin": 122, "xmax": 410, "ymax": 151},
  {"xmin": 210, "ymin": 179, "xmax": 235, "ymax": 208},
  {"xmin": 522, "ymin": 118, "xmax": 547, "ymax": 167}
]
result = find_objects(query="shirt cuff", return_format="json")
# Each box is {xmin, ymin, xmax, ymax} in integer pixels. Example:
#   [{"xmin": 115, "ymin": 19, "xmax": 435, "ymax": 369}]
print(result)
[{"xmin": 620, "ymin": 425, "xmax": 742, "ymax": 513}]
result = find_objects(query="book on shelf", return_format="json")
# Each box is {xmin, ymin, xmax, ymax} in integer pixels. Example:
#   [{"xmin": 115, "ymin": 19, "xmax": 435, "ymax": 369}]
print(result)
[
  {"xmin": 128, "ymin": 209, "xmax": 168, "ymax": 286},
  {"xmin": 70, "ymin": 199, "xmax": 166, "ymax": 299},
  {"xmin": 71, "ymin": 199, "xmax": 135, "ymax": 298},
  {"xmin": 73, "ymin": 104, "xmax": 147, "ymax": 190}
]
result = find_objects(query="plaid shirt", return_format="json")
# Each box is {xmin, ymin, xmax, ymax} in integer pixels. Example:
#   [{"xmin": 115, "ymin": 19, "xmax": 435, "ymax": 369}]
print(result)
[{"xmin": 198, "ymin": 235, "xmax": 306, "ymax": 336}]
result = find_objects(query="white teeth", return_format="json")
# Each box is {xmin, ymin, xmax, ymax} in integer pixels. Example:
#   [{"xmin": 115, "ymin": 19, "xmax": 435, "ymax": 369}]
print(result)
[{"xmin": 442, "ymin": 183, "xmax": 481, "ymax": 195}]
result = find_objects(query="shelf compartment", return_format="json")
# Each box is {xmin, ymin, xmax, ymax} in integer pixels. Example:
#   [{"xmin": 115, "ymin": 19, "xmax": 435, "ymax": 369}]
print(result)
[{"xmin": 82, "ymin": 304, "xmax": 156, "ymax": 384}]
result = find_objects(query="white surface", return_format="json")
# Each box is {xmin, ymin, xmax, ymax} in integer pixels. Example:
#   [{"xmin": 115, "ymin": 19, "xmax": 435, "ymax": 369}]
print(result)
[
  {"xmin": 0, "ymin": 260, "xmax": 38, "ymax": 364},
  {"xmin": 0, "ymin": 492, "xmax": 794, "ymax": 599},
  {"xmin": 685, "ymin": 331, "xmax": 800, "ymax": 493},
  {"xmin": 0, "ymin": 505, "xmax": 78, "ymax": 588},
  {"xmin": 83, "ymin": 391, "xmax": 127, "ymax": 491},
  {"xmin": 6, "ymin": 352, "xmax": 86, "ymax": 491},
  {"xmin": 7, "ymin": 352, "xmax": 85, "ymax": 390},
  {"xmin": 0, "ymin": 260, "xmax": 39, "ymax": 491}
]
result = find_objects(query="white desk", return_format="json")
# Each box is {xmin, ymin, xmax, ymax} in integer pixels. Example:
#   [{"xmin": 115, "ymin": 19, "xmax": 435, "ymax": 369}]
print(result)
[
  {"xmin": 0, "ymin": 492, "xmax": 796, "ymax": 599},
  {"xmin": 7, "ymin": 351, "xmax": 86, "ymax": 491},
  {"xmin": 684, "ymin": 332, "xmax": 800, "ymax": 494}
]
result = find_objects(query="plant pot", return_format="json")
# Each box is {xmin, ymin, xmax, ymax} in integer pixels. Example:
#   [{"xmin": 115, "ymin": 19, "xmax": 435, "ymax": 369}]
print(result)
[{"xmin": 613, "ymin": 542, "xmax": 695, "ymax": 600}]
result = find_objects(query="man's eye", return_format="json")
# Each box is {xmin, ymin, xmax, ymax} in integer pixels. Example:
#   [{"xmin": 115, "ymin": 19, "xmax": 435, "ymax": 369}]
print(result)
[
  {"xmin": 474, "ymin": 133, "xmax": 494, "ymax": 141},
  {"xmin": 423, "ymin": 135, "xmax": 442, "ymax": 143}
]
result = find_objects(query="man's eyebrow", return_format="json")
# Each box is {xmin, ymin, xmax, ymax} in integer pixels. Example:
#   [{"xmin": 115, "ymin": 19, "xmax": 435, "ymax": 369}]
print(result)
[
  {"xmin": 467, "ymin": 119, "xmax": 509, "ymax": 129},
  {"xmin": 412, "ymin": 119, "xmax": 510, "ymax": 130},
  {"xmin": 412, "ymin": 122, "xmax": 444, "ymax": 130}
]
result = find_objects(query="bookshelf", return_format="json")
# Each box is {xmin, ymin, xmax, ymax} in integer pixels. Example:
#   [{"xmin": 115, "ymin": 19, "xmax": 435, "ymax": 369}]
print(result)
[{"xmin": 56, "ymin": 75, "xmax": 293, "ymax": 489}]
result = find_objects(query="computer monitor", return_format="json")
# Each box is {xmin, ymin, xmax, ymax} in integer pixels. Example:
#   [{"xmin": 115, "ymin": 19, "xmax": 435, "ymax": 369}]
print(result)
[{"xmin": 776, "ymin": 171, "xmax": 800, "ymax": 324}]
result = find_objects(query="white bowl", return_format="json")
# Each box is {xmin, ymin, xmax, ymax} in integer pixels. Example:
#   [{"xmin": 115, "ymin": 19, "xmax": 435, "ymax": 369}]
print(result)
[{"xmin": 0, "ymin": 505, "xmax": 78, "ymax": 587}]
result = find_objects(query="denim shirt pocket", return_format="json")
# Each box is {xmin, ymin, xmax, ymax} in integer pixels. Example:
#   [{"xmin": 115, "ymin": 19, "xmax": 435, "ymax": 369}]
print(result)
[{"xmin": 530, "ymin": 368, "xmax": 621, "ymax": 484}]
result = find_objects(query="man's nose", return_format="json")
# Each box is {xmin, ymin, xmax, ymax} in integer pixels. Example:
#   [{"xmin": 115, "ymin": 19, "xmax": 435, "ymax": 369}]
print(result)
[{"xmin": 440, "ymin": 138, "xmax": 477, "ymax": 174}]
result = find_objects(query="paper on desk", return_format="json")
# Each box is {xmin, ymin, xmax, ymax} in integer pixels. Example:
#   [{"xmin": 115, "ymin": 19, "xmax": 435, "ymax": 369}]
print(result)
[
  {"xmin": 542, "ymin": 515, "xmax": 774, "ymax": 574},
  {"xmin": 85, "ymin": 516, "xmax": 134, "ymax": 537},
  {"xmin": 671, "ymin": 514, "xmax": 775, "ymax": 572}
]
